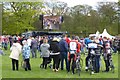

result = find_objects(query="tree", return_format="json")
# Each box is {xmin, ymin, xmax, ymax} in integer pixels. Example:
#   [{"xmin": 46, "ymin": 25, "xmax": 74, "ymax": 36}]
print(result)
[
  {"xmin": 97, "ymin": 2, "xmax": 118, "ymax": 35},
  {"xmin": 44, "ymin": 0, "xmax": 68, "ymax": 15},
  {"xmin": 2, "ymin": 2, "xmax": 44, "ymax": 35},
  {"xmin": 61, "ymin": 5, "xmax": 94, "ymax": 36},
  {"xmin": 0, "ymin": 3, "xmax": 2, "ymax": 35}
]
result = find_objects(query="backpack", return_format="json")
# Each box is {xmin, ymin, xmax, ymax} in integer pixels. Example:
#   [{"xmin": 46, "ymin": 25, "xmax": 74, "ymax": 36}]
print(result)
[
  {"xmin": 105, "ymin": 41, "xmax": 111, "ymax": 49},
  {"xmin": 69, "ymin": 41, "xmax": 77, "ymax": 54}
]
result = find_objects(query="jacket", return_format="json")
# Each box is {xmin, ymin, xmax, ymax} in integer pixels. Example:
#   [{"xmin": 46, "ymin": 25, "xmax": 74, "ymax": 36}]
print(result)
[
  {"xmin": 31, "ymin": 39, "xmax": 38, "ymax": 49},
  {"xmin": 22, "ymin": 44, "xmax": 30, "ymax": 59},
  {"xmin": 49, "ymin": 41, "xmax": 60, "ymax": 55},
  {"xmin": 59, "ymin": 39, "xmax": 68, "ymax": 52},
  {"xmin": 9, "ymin": 43, "xmax": 22, "ymax": 60},
  {"xmin": 40, "ymin": 43, "xmax": 50, "ymax": 57}
]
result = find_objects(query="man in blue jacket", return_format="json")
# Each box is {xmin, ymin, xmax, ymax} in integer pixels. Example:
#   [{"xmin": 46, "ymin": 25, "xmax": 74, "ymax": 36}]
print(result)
[{"xmin": 59, "ymin": 35, "xmax": 69, "ymax": 72}]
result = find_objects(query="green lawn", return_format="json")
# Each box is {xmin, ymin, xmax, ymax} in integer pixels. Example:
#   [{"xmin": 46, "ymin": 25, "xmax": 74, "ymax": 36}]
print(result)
[{"xmin": 1, "ymin": 49, "xmax": 119, "ymax": 78}]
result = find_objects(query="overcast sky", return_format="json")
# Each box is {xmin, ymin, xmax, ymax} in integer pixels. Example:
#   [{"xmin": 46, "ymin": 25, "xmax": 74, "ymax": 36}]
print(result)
[{"xmin": 57, "ymin": 0, "xmax": 118, "ymax": 7}]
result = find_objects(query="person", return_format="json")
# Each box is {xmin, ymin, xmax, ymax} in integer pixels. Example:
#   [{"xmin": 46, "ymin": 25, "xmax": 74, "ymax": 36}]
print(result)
[
  {"xmin": 0, "ymin": 45, "xmax": 4, "ymax": 55},
  {"xmin": 31, "ymin": 37, "xmax": 38, "ymax": 58},
  {"xmin": 65, "ymin": 35, "xmax": 71, "ymax": 44},
  {"xmin": 80, "ymin": 38, "xmax": 85, "ymax": 54},
  {"xmin": 22, "ymin": 40, "xmax": 31, "ymax": 71},
  {"xmin": 117, "ymin": 39, "xmax": 120, "ymax": 54},
  {"xmin": 112, "ymin": 38, "xmax": 118, "ymax": 53},
  {"xmin": 59, "ymin": 35, "xmax": 69, "ymax": 71},
  {"xmin": 102, "ymin": 37, "xmax": 111, "ymax": 72},
  {"xmin": 75, "ymin": 36, "xmax": 81, "ymax": 56},
  {"xmin": 85, "ymin": 36, "xmax": 93, "ymax": 71},
  {"xmin": 4, "ymin": 36, "xmax": 8, "ymax": 50},
  {"xmin": 68, "ymin": 35, "xmax": 80, "ymax": 74},
  {"xmin": 9, "ymin": 40, "xmax": 22, "ymax": 71},
  {"xmin": 49, "ymin": 37, "xmax": 60, "ymax": 72},
  {"xmin": 40, "ymin": 38, "xmax": 50, "ymax": 69},
  {"xmin": 94, "ymin": 38, "xmax": 102, "ymax": 73},
  {"xmin": 27, "ymin": 37, "xmax": 32, "ymax": 48},
  {"xmin": 9, "ymin": 36, "xmax": 13, "ymax": 48}
]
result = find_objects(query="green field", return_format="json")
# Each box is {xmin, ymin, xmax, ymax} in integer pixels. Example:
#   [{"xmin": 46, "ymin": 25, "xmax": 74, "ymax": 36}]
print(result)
[{"xmin": 1, "ymin": 49, "xmax": 119, "ymax": 78}]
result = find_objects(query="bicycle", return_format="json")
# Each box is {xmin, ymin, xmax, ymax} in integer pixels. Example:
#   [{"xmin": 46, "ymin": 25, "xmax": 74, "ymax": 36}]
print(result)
[
  {"xmin": 108, "ymin": 54, "xmax": 115, "ymax": 73},
  {"xmin": 76, "ymin": 55, "xmax": 83, "ymax": 76},
  {"xmin": 88, "ymin": 49, "xmax": 96, "ymax": 75}
]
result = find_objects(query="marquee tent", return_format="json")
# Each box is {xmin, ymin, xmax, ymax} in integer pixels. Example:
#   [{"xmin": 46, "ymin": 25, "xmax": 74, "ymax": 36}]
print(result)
[{"xmin": 100, "ymin": 29, "xmax": 114, "ymax": 39}]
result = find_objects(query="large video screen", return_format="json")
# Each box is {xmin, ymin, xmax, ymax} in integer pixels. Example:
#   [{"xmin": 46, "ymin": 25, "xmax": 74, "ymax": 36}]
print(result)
[{"xmin": 43, "ymin": 15, "xmax": 63, "ymax": 30}]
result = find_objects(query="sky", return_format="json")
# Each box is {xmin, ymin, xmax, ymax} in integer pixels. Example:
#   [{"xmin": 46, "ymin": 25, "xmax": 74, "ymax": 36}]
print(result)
[{"xmin": 57, "ymin": 0, "xmax": 118, "ymax": 7}]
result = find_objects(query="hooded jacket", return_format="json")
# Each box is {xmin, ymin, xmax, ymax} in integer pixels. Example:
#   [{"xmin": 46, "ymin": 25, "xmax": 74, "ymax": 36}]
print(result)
[
  {"xmin": 9, "ymin": 43, "xmax": 22, "ymax": 60},
  {"xmin": 49, "ymin": 41, "xmax": 60, "ymax": 55}
]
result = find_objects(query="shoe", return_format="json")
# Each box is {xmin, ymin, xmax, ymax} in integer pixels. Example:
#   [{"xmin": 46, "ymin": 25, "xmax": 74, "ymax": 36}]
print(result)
[
  {"xmin": 94, "ymin": 71, "xmax": 99, "ymax": 73},
  {"xmin": 85, "ymin": 67, "xmax": 88, "ymax": 71},
  {"xmin": 56, "ymin": 69, "xmax": 59, "ymax": 72},
  {"xmin": 53, "ymin": 69, "xmax": 56, "ymax": 72},
  {"xmin": 91, "ymin": 71, "xmax": 94, "ymax": 74},
  {"xmin": 61, "ymin": 68, "xmax": 63, "ymax": 70},
  {"xmin": 72, "ymin": 72, "xmax": 75, "ymax": 75},
  {"xmin": 49, "ymin": 64, "xmax": 52, "ymax": 69},
  {"xmin": 25, "ymin": 68, "xmax": 27, "ymax": 71},
  {"xmin": 86, "ymin": 69, "xmax": 88, "ymax": 71},
  {"xmin": 102, "ymin": 70, "xmax": 109, "ymax": 72},
  {"xmin": 67, "ymin": 71, "xmax": 70, "ymax": 73}
]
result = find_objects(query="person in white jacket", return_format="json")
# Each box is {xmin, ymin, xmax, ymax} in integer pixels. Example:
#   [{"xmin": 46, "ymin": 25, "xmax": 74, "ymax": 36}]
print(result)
[{"xmin": 9, "ymin": 40, "xmax": 22, "ymax": 71}]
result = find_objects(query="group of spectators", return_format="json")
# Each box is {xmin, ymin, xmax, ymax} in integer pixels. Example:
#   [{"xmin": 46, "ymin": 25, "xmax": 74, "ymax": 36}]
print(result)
[{"xmin": 0, "ymin": 34, "xmax": 120, "ymax": 74}]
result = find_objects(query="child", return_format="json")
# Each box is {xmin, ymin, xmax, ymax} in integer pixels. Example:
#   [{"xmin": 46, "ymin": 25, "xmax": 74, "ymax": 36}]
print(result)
[{"xmin": 22, "ymin": 40, "xmax": 31, "ymax": 71}]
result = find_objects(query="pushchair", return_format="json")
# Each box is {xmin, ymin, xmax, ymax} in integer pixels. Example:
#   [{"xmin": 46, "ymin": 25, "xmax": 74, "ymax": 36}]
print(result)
[{"xmin": 40, "ymin": 56, "xmax": 52, "ymax": 69}]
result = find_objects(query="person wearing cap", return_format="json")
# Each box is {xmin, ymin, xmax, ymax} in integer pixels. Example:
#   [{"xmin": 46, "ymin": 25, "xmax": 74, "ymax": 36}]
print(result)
[
  {"xmin": 49, "ymin": 37, "xmax": 60, "ymax": 72},
  {"xmin": 22, "ymin": 40, "xmax": 31, "ymax": 71},
  {"xmin": 9, "ymin": 40, "xmax": 22, "ymax": 71}
]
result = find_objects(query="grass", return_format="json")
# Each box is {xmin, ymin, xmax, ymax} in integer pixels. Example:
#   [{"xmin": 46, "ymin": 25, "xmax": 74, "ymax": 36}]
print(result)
[{"xmin": 1, "ymin": 49, "xmax": 119, "ymax": 78}]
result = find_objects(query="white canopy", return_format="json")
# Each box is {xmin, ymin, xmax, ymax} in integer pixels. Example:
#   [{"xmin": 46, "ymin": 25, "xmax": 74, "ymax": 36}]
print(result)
[
  {"xmin": 101, "ymin": 29, "xmax": 113, "ymax": 39},
  {"xmin": 95, "ymin": 31, "xmax": 100, "ymax": 37}
]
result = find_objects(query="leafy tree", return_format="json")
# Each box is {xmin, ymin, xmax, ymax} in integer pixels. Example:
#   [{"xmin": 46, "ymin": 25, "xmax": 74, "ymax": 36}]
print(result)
[
  {"xmin": 2, "ymin": 2, "xmax": 44, "ymax": 35},
  {"xmin": 97, "ymin": 2, "xmax": 118, "ymax": 35},
  {"xmin": 44, "ymin": 0, "xmax": 68, "ymax": 15},
  {"xmin": 0, "ymin": 3, "xmax": 2, "ymax": 35}
]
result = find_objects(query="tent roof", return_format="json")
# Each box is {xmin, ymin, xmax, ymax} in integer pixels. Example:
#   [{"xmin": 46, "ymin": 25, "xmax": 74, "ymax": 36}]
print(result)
[
  {"xmin": 95, "ymin": 31, "xmax": 100, "ymax": 37},
  {"xmin": 101, "ymin": 29, "xmax": 112, "ymax": 39}
]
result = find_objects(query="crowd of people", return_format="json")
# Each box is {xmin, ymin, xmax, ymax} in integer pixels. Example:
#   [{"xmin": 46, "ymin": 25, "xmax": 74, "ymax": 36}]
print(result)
[{"xmin": 0, "ymin": 34, "xmax": 120, "ymax": 75}]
